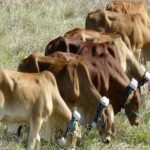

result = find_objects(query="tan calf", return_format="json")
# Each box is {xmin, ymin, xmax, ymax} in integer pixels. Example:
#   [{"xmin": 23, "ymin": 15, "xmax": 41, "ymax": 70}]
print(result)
[{"xmin": 0, "ymin": 69, "xmax": 80, "ymax": 150}]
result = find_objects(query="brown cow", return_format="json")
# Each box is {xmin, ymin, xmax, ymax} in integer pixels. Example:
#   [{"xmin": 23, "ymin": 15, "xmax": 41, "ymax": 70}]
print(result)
[
  {"xmin": 18, "ymin": 52, "xmax": 115, "ymax": 143},
  {"xmin": 19, "ymin": 52, "xmax": 141, "ymax": 127},
  {"xmin": 45, "ymin": 35, "xmax": 150, "ymax": 87},
  {"xmin": 0, "ymin": 69, "xmax": 81, "ymax": 150},
  {"xmin": 86, "ymin": 9, "xmax": 143, "ymax": 50},
  {"xmin": 106, "ymin": 1, "xmax": 150, "ymax": 27},
  {"xmin": 86, "ymin": 9, "xmax": 150, "ymax": 63},
  {"xmin": 45, "ymin": 36, "xmax": 118, "ymax": 61}
]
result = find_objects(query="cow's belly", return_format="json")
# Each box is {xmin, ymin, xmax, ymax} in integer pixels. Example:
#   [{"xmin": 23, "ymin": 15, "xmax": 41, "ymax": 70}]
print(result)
[
  {"xmin": 1, "ymin": 115, "xmax": 29, "ymax": 124},
  {"xmin": 0, "ymin": 107, "xmax": 30, "ymax": 124}
]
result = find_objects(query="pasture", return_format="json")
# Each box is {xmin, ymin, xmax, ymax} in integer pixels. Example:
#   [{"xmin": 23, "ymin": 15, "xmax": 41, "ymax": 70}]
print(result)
[{"xmin": 0, "ymin": 0, "xmax": 150, "ymax": 149}]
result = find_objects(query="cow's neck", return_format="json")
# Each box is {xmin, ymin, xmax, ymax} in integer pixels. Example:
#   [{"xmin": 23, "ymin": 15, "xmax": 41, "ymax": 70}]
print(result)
[
  {"xmin": 77, "ymin": 91, "xmax": 101, "ymax": 126},
  {"xmin": 64, "ymin": 94, "xmax": 101, "ymax": 126},
  {"xmin": 107, "ymin": 75, "xmax": 129, "ymax": 114},
  {"xmin": 52, "ymin": 93, "xmax": 72, "ymax": 128}
]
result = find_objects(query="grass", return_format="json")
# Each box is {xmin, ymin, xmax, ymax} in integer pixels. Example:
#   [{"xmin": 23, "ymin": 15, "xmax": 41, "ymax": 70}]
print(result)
[{"xmin": 0, "ymin": 0, "xmax": 150, "ymax": 149}]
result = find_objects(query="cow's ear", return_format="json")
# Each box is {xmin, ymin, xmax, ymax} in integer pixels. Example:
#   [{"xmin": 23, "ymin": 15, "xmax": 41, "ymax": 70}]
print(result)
[
  {"xmin": 57, "ymin": 37, "xmax": 68, "ymax": 52},
  {"xmin": 24, "ymin": 53, "xmax": 40, "ymax": 73},
  {"xmin": 76, "ymin": 61, "xmax": 94, "ymax": 88},
  {"xmin": 103, "ymin": 11, "xmax": 112, "ymax": 29},
  {"xmin": 32, "ymin": 56, "xmax": 40, "ymax": 72},
  {"xmin": 107, "ymin": 15, "xmax": 116, "ymax": 21},
  {"xmin": 45, "ymin": 44, "xmax": 52, "ymax": 55},
  {"xmin": 18, "ymin": 54, "xmax": 40, "ymax": 73},
  {"xmin": 56, "ymin": 62, "xmax": 80, "ymax": 103},
  {"xmin": 66, "ymin": 62, "xmax": 80, "ymax": 99}
]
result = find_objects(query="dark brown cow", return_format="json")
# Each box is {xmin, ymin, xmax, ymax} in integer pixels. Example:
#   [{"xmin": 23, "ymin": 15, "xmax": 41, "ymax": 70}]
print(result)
[
  {"xmin": 19, "ymin": 52, "xmax": 141, "ymax": 127},
  {"xmin": 106, "ymin": 1, "xmax": 150, "ymax": 27},
  {"xmin": 18, "ymin": 52, "xmax": 115, "ymax": 143},
  {"xmin": 45, "ymin": 36, "xmax": 118, "ymax": 61},
  {"xmin": 45, "ymin": 36, "xmax": 150, "ymax": 87},
  {"xmin": 85, "ymin": 9, "xmax": 150, "ymax": 63}
]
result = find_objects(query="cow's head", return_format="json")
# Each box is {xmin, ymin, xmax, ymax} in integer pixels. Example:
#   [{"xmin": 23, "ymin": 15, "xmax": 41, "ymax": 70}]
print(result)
[
  {"xmin": 123, "ymin": 78, "xmax": 141, "ymax": 126},
  {"xmin": 61, "ymin": 61, "xmax": 115, "ymax": 144},
  {"xmin": 89, "ymin": 97, "xmax": 115, "ymax": 143},
  {"xmin": 58, "ymin": 110, "xmax": 81, "ymax": 150},
  {"xmin": 97, "ymin": 104, "xmax": 115, "ymax": 143},
  {"xmin": 86, "ymin": 9, "xmax": 111, "ymax": 32}
]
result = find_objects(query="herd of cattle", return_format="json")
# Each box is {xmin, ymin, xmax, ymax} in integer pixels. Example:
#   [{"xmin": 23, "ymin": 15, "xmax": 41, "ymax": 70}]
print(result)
[{"xmin": 1, "ymin": 1, "xmax": 150, "ymax": 150}]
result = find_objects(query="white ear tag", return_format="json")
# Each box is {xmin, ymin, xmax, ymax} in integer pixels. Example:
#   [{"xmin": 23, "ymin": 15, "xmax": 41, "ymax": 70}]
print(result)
[
  {"xmin": 144, "ymin": 71, "xmax": 150, "ymax": 81},
  {"xmin": 129, "ymin": 78, "xmax": 138, "ymax": 90},
  {"xmin": 120, "ymin": 108, "xmax": 125, "ymax": 113},
  {"xmin": 100, "ymin": 96, "xmax": 109, "ymax": 106}
]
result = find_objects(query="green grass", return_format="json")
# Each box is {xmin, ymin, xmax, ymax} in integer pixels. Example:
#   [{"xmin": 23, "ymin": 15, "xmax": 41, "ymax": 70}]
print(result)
[{"xmin": 0, "ymin": 0, "xmax": 150, "ymax": 149}]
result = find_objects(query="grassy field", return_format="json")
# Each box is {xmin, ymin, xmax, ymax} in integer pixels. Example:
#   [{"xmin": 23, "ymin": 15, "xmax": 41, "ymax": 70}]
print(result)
[{"xmin": 0, "ymin": 0, "xmax": 150, "ymax": 149}]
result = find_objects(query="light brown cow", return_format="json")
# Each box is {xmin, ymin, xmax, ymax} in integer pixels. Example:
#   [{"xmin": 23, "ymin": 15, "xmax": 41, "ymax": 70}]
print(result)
[
  {"xmin": 0, "ymin": 69, "xmax": 81, "ymax": 150},
  {"xmin": 86, "ymin": 9, "xmax": 150, "ymax": 63},
  {"xmin": 18, "ymin": 52, "xmax": 115, "ymax": 143},
  {"xmin": 106, "ymin": 1, "xmax": 150, "ymax": 27}
]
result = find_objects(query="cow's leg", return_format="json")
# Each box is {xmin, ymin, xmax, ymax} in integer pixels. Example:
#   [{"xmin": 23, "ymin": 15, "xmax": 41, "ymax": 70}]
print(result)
[
  {"xmin": 34, "ymin": 133, "xmax": 41, "ymax": 150},
  {"xmin": 27, "ymin": 117, "xmax": 43, "ymax": 150},
  {"xmin": 16, "ymin": 125, "xmax": 23, "ymax": 138}
]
